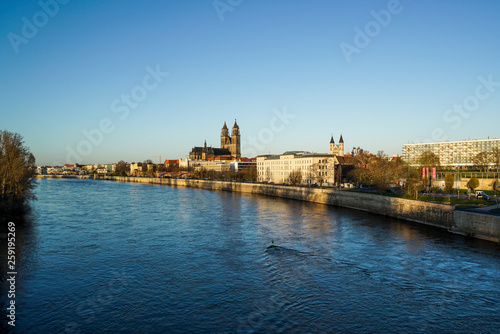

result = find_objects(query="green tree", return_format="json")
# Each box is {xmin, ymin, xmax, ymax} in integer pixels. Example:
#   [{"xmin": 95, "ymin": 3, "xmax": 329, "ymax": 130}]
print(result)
[
  {"xmin": 444, "ymin": 174, "xmax": 455, "ymax": 198},
  {"xmin": 467, "ymin": 175, "xmax": 479, "ymax": 193},
  {"xmin": 0, "ymin": 130, "xmax": 36, "ymax": 212}
]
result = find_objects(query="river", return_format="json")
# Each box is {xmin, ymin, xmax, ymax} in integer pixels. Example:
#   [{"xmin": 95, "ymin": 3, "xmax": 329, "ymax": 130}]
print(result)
[{"xmin": 1, "ymin": 178, "xmax": 499, "ymax": 333}]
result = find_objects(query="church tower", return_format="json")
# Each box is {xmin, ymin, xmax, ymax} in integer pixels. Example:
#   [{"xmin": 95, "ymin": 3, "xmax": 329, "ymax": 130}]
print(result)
[
  {"xmin": 329, "ymin": 135, "xmax": 335, "ymax": 155},
  {"xmin": 338, "ymin": 134, "xmax": 344, "ymax": 157},
  {"xmin": 329, "ymin": 134, "xmax": 344, "ymax": 156},
  {"xmin": 230, "ymin": 120, "xmax": 241, "ymax": 158},
  {"xmin": 221, "ymin": 121, "xmax": 231, "ymax": 148}
]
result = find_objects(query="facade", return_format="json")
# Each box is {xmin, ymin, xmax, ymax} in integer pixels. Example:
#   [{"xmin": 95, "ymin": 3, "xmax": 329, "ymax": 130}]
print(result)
[
  {"xmin": 403, "ymin": 138, "xmax": 500, "ymax": 167},
  {"xmin": 185, "ymin": 160, "xmax": 231, "ymax": 172},
  {"xmin": 257, "ymin": 152, "xmax": 338, "ymax": 184},
  {"xmin": 230, "ymin": 159, "xmax": 256, "ymax": 172},
  {"xmin": 189, "ymin": 120, "xmax": 241, "ymax": 160}
]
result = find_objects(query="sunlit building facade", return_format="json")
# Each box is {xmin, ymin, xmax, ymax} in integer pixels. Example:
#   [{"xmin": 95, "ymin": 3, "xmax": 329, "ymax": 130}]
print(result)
[
  {"xmin": 402, "ymin": 138, "xmax": 500, "ymax": 167},
  {"xmin": 257, "ymin": 152, "xmax": 337, "ymax": 184}
]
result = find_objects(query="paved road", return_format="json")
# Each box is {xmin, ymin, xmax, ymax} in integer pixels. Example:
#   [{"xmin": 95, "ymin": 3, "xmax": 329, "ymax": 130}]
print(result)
[{"xmin": 473, "ymin": 202, "xmax": 500, "ymax": 212}]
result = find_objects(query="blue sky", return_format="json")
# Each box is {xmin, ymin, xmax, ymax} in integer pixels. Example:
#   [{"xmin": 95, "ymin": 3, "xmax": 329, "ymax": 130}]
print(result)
[{"xmin": 1, "ymin": 0, "xmax": 499, "ymax": 165}]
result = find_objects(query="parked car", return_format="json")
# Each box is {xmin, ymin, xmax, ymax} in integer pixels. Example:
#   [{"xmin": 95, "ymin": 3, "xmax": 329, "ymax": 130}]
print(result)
[{"xmin": 472, "ymin": 191, "xmax": 491, "ymax": 200}]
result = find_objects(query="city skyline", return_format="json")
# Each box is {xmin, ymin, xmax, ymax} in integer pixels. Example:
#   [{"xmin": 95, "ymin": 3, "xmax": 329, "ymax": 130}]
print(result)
[{"xmin": 2, "ymin": 0, "xmax": 500, "ymax": 166}]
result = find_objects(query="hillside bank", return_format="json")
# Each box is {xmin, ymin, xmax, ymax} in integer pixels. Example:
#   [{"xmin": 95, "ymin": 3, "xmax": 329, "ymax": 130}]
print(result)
[{"xmin": 101, "ymin": 176, "xmax": 500, "ymax": 243}]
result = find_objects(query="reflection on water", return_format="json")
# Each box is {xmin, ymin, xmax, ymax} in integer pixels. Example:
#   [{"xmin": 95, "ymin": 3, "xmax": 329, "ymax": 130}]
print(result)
[{"xmin": 0, "ymin": 178, "xmax": 499, "ymax": 333}]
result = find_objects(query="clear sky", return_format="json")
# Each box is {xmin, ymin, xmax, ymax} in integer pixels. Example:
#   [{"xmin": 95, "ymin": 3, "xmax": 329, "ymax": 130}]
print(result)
[{"xmin": 1, "ymin": 0, "xmax": 499, "ymax": 166}]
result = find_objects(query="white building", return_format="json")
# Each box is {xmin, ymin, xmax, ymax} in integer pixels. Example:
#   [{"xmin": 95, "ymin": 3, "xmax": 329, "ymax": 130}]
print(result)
[
  {"xmin": 256, "ymin": 135, "xmax": 345, "ymax": 185},
  {"xmin": 257, "ymin": 151, "xmax": 338, "ymax": 185},
  {"xmin": 403, "ymin": 138, "xmax": 500, "ymax": 167},
  {"xmin": 230, "ymin": 160, "xmax": 256, "ymax": 172}
]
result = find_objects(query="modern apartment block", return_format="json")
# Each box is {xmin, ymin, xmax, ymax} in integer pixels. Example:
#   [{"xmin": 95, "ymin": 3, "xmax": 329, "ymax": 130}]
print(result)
[{"xmin": 402, "ymin": 138, "xmax": 500, "ymax": 167}]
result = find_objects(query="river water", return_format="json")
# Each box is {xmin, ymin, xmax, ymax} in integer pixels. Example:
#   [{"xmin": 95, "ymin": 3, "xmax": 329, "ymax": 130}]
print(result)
[{"xmin": 1, "ymin": 178, "xmax": 499, "ymax": 333}]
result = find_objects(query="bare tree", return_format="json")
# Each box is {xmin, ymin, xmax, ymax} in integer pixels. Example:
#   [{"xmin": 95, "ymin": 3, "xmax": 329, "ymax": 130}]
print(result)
[
  {"xmin": 242, "ymin": 165, "xmax": 257, "ymax": 181},
  {"xmin": 309, "ymin": 163, "xmax": 325, "ymax": 187},
  {"xmin": 489, "ymin": 148, "xmax": 500, "ymax": 174},
  {"xmin": 473, "ymin": 151, "xmax": 489, "ymax": 172},
  {"xmin": 417, "ymin": 150, "xmax": 441, "ymax": 169},
  {"xmin": 493, "ymin": 180, "xmax": 500, "ymax": 204},
  {"xmin": 406, "ymin": 168, "xmax": 426, "ymax": 200},
  {"xmin": 288, "ymin": 169, "xmax": 302, "ymax": 186},
  {"xmin": 115, "ymin": 160, "xmax": 129, "ymax": 176},
  {"xmin": 353, "ymin": 148, "xmax": 372, "ymax": 166},
  {"xmin": 347, "ymin": 167, "xmax": 370, "ymax": 187},
  {"xmin": 369, "ymin": 158, "xmax": 393, "ymax": 193}
]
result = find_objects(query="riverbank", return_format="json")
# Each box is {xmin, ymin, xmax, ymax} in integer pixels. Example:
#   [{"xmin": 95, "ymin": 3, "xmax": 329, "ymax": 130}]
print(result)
[{"xmin": 101, "ymin": 176, "xmax": 500, "ymax": 243}]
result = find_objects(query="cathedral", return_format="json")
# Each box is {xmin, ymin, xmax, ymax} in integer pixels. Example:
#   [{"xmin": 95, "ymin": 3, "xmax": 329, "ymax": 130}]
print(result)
[
  {"xmin": 329, "ymin": 134, "xmax": 344, "ymax": 156},
  {"xmin": 189, "ymin": 120, "xmax": 241, "ymax": 160}
]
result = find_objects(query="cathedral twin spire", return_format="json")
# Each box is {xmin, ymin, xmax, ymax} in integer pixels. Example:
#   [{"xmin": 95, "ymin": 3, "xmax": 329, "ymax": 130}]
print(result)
[
  {"xmin": 220, "ymin": 119, "xmax": 241, "ymax": 158},
  {"xmin": 329, "ymin": 134, "xmax": 344, "ymax": 156},
  {"xmin": 330, "ymin": 134, "xmax": 344, "ymax": 144}
]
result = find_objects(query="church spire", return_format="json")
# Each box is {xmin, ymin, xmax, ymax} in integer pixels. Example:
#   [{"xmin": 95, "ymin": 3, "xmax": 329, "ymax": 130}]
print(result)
[
  {"xmin": 339, "ymin": 134, "xmax": 344, "ymax": 143},
  {"xmin": 330, "ymin": 135, "xmax": 334, "ymax": 144},
  {"xmin": 233, "ymin": 119, "xmax": 239, "ymax": 129},
  {"xmin": 222, "ymin": 121, "xmax": 228, "ymax": 130}
]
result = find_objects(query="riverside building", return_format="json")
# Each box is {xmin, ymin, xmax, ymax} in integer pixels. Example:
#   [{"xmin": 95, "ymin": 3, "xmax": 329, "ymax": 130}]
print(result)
[
  {"xmin": 402, "ymin": 138, "xmax": 500, "ymax": 167},
  {"xmin": 256, "ymin": 135, "xmax": 344, "ymax": 184}
]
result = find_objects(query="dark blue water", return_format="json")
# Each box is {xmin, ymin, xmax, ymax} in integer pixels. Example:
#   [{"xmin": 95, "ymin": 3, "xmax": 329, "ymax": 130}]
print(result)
[{"xmin": 1, "ymin": 178, "xmax": 500, "ymax": 333}]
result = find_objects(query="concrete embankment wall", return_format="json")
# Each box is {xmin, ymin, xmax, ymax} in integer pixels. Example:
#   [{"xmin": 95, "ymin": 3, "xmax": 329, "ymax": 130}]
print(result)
[{"xmin": 102, "ymin": 176, "xmax": 500, "ymax": 243}]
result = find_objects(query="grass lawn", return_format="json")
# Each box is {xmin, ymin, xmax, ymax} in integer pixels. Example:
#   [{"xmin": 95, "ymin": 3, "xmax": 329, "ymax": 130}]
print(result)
[
  {"xmin": 345, "ymin": 189, "xmax": 496, "ymax": 207},
  {"xmin": 398, "ymin": 195, "xmax": 496, "ymax": 207}
]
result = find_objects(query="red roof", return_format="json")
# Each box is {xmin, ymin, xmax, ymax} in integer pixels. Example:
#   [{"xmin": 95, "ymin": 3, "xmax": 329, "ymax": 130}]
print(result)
[{"xmin": 164, "ymin": 159, "xmax": 179, "ymax": 165}]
